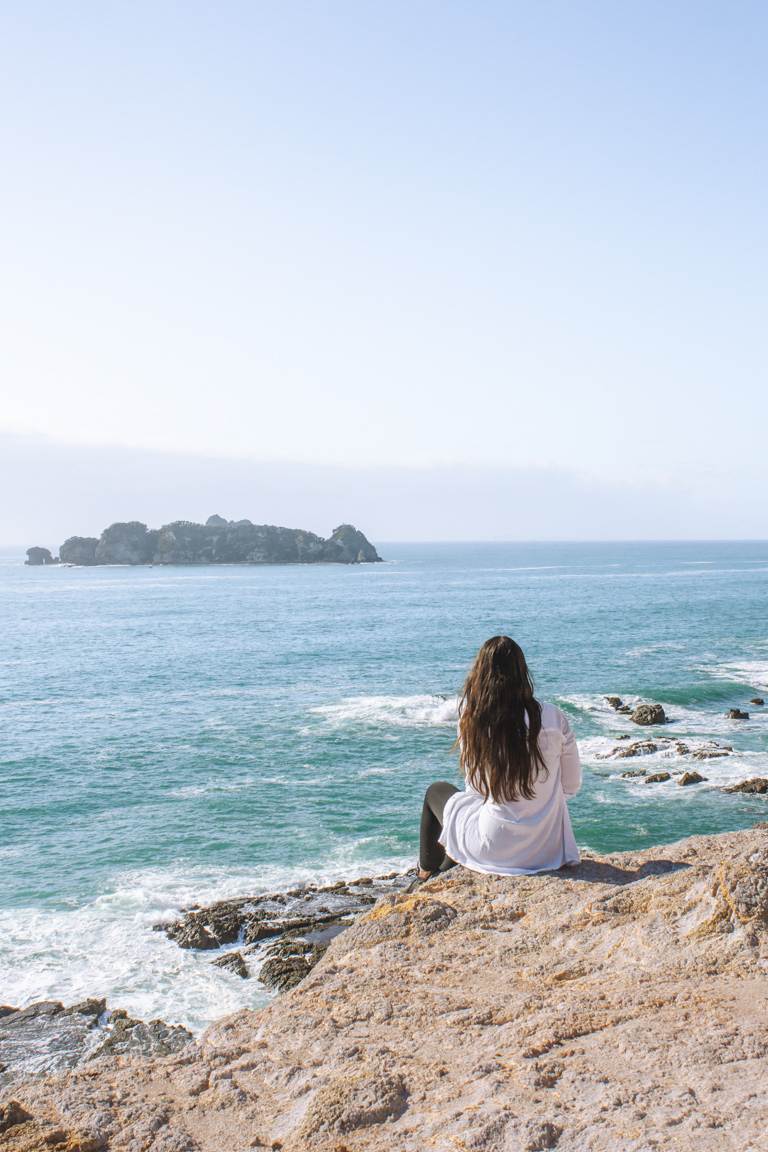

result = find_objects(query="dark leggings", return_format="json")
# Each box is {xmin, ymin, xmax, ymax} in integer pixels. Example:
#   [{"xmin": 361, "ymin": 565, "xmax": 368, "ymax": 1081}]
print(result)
[{"xmin": 419, "ymin": 780, "xmax": 460, "ymax": 873}]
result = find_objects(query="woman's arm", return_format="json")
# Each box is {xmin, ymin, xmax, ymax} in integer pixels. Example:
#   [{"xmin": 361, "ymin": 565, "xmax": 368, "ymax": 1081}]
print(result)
[{"xmin": 559, "ymin": 710, "xmax": 582, "ymax": 796}]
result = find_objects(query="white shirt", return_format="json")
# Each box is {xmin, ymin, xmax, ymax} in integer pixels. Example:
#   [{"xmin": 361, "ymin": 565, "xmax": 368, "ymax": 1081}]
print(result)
[{"xmin": 438, "ymin": 702, "xmax": 581, "ymax": 875}]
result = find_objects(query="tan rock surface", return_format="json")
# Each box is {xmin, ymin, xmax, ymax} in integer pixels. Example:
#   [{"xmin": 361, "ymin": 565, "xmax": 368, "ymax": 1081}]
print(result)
[{"xmin": 5, "ymin": 826, "xmax": 768, "ymax": 1151}]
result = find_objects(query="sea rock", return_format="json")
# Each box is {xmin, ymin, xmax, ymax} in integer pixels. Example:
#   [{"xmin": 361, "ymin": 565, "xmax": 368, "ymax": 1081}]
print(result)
[
  {"xmin": 258, "ymin": 939, "xmax": 323, "ymax": 993},
  {"xmin": 631, "ymin": 703, "xmax": 667, "ymax": 726},
  {"xmin": 12, "ymin": 828, "xmax": 768, "ymax": 1151},
  {"xmin": 727, "ymin": 708, "xmax": 750, "ymax": 720},
  {"xmin": 24, "ymin": 547, "xmax": 57, "ymax": 566},
  {"xmin": 620, "ymin": 767, "xmax": 647, "ymax": 778},
  {"xmin": 644, "ymin": 771, "xmax": 671, "ymax": 783},
  {"xmin": 614, "ymin": 740, "xmax": 657, "ymax": 759},
  {"xmin": 604, "ymin": 695, "xmax": 633, "ymax": 714},
  {"xmin": 723, "ymin": 777, "xmax": 768, "ymax": 795},
  {"xmin": 750, "ymin": 697, "xmax": 765, "ymax": 706},
  {"xmin": 59, "ymin": 536, "xmax": 99, "ymax": 565},
  {"xmin": 677, "ymin": 771, "xmax": 707, "ymax": 786},
  {"xmin": 212, "ymin": 951, "xmax": 249, "ymax": 979}
]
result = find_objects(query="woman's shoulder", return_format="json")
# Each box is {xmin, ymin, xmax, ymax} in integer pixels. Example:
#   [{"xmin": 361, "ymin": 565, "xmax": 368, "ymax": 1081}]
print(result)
[{"xmin": 538, "ymin": 700, "xmax": 571, "ymax": 733}]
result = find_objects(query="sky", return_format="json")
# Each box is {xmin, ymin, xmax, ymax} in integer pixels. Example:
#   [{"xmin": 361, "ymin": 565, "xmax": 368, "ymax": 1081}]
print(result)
[{"xmin": 1, "ymin": 1, "xmax": 766, "ymax": 543}]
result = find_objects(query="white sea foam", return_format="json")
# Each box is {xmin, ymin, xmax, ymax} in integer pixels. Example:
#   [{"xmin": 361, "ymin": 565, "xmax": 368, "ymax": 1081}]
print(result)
[
  {"xmin": 311, "ymin": 694, "xmax": 459, "ymax": 729},
  {"xmin": 0, "ymin": 848, "xmax": 412, "ymax": 1034},
  {"xmin": 562, "ymin": 691, "xmax": 768, "ymax": 737},
  {"xmin": 697, "ymin": 661, "xmax": 768, "ymax": 691}
]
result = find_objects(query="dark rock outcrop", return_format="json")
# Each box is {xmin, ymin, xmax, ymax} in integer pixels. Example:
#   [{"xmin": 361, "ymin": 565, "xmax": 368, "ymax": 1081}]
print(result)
[
  {"xmin": 644, "ymin": 771, "xmax": 671, "ymax": 784},
  {"xmin": 727, "ymin": 708, "xmax": 750, "ymax": 720},
  {"xmin": 55, "ymin": 517, "xmax": 381, "ymax": 566},
  {"xmin": 631, "ymin": 703, "xmax": 667, "ymax": 726},
  {"xmin": 59, "ymin": 536, "xmax": 98, "ymax": 565},
  {"xmin": 24, "ymin": 548, "xmax": 57, "ymax": 566},
  {"xmin": 158, "ymin": 873, "xmax": 410, "ymax": 993},
  {"xmin": 612, "ymin": 741, "xmax": 658, "ymax": 759},
  {"xmin": 212, "ymin": 951, "xmax": 249, "ymax": 979},
  {"xmin": 0, "ymin": 1000, "xmax": 191, "ymax": 1091},
  {"xmin": 750, "ymin": 697, "xmax": 765, "ymax": 706}
]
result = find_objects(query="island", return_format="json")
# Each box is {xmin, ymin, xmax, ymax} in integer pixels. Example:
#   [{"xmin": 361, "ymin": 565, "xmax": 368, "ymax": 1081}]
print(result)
[{"xmin": 26, "ymin": 517, "xmax": 381, "ymax": 566}]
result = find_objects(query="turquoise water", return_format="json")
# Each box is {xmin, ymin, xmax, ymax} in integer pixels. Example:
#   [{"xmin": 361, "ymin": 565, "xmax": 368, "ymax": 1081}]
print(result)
[{"xmin": 2, "ymin": 541, "xmax": 767, "ymax": 1028}]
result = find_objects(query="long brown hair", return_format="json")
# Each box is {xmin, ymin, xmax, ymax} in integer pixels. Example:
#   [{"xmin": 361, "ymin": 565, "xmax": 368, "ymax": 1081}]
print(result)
[{"xmin": 457, "ymin": 636, "xmax": 546, "ymax": 802}]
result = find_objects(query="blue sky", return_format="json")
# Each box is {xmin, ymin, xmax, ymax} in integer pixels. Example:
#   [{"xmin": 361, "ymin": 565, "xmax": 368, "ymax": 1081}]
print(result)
[{"xmin": 1, "ymin": 2, "xmax": 766, "ymax": 540}]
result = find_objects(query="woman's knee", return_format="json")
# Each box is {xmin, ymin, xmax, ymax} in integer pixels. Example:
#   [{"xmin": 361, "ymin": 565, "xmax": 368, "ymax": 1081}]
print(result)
[{"xmin": 426, "ymin": 779, "xmax": 454, "ymax": 802}]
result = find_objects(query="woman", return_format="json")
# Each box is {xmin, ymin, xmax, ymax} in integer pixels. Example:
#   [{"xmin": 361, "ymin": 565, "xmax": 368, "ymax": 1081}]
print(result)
[{"xmin": 417, "ymin": 635, "xmax": 581, "ymax": 879}]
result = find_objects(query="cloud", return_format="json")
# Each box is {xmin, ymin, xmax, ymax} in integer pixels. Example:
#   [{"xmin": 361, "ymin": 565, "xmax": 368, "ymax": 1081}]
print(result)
[{"xmin": 0, "ymin": 433, "xmax": 762, "ymax": 549}]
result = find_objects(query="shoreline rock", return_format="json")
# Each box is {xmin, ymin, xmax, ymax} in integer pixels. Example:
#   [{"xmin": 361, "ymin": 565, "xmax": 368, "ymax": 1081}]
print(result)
[
  {"xmin": 0, "ymin": 1000, "xmax": 192, "ymax": 1094},
  {"xmin": 158, "ymin": 872, "xmax": 411, "ymax": 991},
  {"xmin": 4, "ymin": 829, "xmax": 768, "ymax": 1152},
  {"xmin": 7, "ymin": 827, "xmax": 768, "ymax": 1150}
]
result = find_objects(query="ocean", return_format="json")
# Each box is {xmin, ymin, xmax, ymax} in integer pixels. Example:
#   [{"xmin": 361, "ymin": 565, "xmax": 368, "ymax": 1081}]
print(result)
[{"xmin": 2, "ymin": 540, "xmax": 767, "ymax": 1030}]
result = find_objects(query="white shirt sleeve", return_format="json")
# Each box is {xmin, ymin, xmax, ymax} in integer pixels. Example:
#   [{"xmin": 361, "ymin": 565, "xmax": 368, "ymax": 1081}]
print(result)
[{"xmin": 558, "ymin": 709, "xmax": 582, "ymax": 797}]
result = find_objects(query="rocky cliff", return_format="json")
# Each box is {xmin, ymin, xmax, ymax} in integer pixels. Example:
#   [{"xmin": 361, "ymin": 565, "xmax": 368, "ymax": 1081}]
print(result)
[
  {"xmin": 50, "ymin": 519, "xmax": 381, "ymax": 566},
  {"xmin": 3, "ymin": 825, "xmax": 768, "ymax": 1151}
]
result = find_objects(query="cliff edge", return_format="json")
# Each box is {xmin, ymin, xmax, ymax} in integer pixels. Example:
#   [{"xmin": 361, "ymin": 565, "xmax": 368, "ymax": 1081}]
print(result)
[{"xmin": 4, "ymin": 825, "xmax": 768, "ymax": 1151}]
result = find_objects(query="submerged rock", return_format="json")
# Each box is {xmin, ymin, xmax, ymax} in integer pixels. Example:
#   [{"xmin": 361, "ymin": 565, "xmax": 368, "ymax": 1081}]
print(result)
[{"xmin": 631, "ymin": 703, "xmax": 667, "ymax": 726}]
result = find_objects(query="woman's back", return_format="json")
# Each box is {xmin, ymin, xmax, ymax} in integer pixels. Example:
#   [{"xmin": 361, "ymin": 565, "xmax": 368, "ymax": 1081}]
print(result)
[
  {"xmin": 440, "ymin": 701, "xmax": 581, "ymax": 875},
  {"xmin": 416, "ymin": 637, "xmax": 582, "ymax": 881}
]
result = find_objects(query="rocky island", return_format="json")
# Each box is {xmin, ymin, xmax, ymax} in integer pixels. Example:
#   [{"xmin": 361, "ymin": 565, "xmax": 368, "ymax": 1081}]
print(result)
[
  {"xmin": 3, "ymin": 825, "xmax": 768, "ymax": 1151},
  {"xmin": 26, "ymin": 518, "xmax": 381, "ymax": 566}
]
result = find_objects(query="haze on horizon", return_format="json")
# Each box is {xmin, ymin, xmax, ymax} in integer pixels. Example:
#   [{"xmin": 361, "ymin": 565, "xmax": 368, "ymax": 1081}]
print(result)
[{"xmin": 1, "ymin": 1, "xmax": 766, "ymax": 544}]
